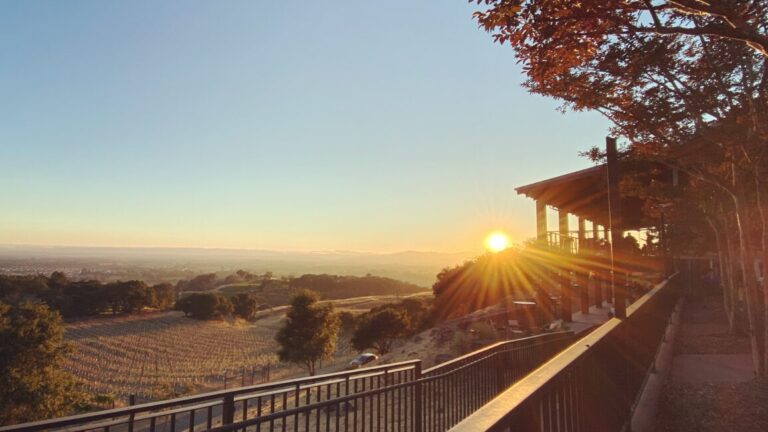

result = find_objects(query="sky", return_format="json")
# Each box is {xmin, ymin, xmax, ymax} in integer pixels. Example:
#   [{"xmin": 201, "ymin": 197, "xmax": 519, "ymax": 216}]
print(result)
[{"xmin": 0, "ymin": 1, "xmax": 611, "ymax": 254}]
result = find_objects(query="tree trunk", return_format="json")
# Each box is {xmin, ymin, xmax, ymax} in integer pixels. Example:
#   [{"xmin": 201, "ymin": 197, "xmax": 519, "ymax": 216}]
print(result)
[
  {"xmin": 734, "ymin": 201, "xmax": 766, "ymax": 377},
  {"xmin": 708, "ymin": 217, "xmax": 736, "ymax": 333},
  {"xmin": 755, "ymin": 173, "xmax": 768, "ymax": 375},
  {"xmin": 722, "ymin": 217, "xmax": 739, "ymax": 334}
]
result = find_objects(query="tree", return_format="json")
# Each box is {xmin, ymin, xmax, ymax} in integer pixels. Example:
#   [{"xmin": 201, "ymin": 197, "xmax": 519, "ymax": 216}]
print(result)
[
  {"xmin": 338, "ymin": 311, "xmax": 358, "ymax": 333},
  {"xmin": 472, "ymin": 0, "xmax": 768, "ymax": 377},
  {"xmin": 178, "ymin": 273, "xmax": 218, "ymax": 292},
  {"xmin": 175, "ymin": 293, "xmax": 231, "ymax": 320},
  {"xmin": 351, "ymin": 307, "xmax": 409, "ymax": 355},
  {"xmin": 0, "ymin": 301, "xmax": 83, "ymax": 424},
  {"xmin": 275, "ymin": 290, "xmax": 339, "ymax": 375},
  {"xmin": 60, "ymin": 280, "xmax": 106, "ymax": 317},
  {"xmin": 152, "ymin": 283, "xmax": 176, "ymax": 310},
  {"xmin": 472, "ymin": 1, "xmax": 768, "ymax": 59},
  {"xmin": 102, "ymin": 281, "xmax": 153, "ymax": 314},
  {"xmin": 231, "ymin": 292, "xmax": 259, "ymax": 320}
]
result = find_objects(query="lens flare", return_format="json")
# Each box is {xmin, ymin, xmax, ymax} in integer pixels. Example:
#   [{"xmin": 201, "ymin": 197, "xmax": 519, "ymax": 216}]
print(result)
[{"xmin": 485, "ymin": 231, "xmax": 510, "ymax": 253}]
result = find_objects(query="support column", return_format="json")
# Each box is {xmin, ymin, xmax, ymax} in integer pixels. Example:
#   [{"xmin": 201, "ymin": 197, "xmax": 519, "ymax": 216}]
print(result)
[
  {"xmin": 607, "ymin": 136, "xmax": 626, "ymax": 319},
  {"xmin": 536, "ymin": 200, "xmax": 548, "ymax": 246},
  {"xmin": 559, "ymin": 271, "xmax": 573, "ymax": 322},
  {"xmin": 592, "ymin": 269, "xmax": 603, "ymax": 308},
  {"xmin": 558, "ymin": 209, "xmax": 569, "ymax": 251},
  {"xmin": 577, "ymin": 218, "xmax": 590, "ymax": 314},
  {"xmin": 558, "ymin": 210, "xmax": 572, "ymax": 322},
  {"xmin": 592, "ymin": 222, "xmax": 600, "ymax": 246}
]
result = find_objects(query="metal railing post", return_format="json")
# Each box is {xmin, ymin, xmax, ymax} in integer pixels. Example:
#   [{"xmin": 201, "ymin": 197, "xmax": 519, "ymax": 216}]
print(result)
[
  {"xmin": 128, "ymin": 394, "xmax": 135, "ymax": 432},
  {"xmin": 414, "ymin": 362, "xmax": 423, "ymax": 432},
  {"xmin": 222, "ymin": 393, "xmax": 235, "ymax": 426}
]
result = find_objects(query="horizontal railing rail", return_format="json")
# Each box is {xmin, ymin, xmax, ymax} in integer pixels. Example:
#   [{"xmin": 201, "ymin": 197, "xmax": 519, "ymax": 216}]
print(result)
[
  {"xmin": 195, "ymin": 332, "xmax": 575, "ymax": 432},
  {"xmin": 0, "ymin": 360, "xmax": 420, "ymax": 432},
  {"xmin": 420, "ymin": 332, "xmax": 574, "ymax": 432},
  {"xmin": 450, "ymin": 273, "xmax": 680, "ymax": 432},
  {"xmin": 1, "ymin": 331, "xmax": 575, "ymax": 432}
]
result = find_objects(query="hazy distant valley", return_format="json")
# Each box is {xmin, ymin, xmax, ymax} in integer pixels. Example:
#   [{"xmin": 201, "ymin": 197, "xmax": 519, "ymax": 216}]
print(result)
[{"xmin": 0, "ymin": 245, "xmax": 475, "ymax": 287}]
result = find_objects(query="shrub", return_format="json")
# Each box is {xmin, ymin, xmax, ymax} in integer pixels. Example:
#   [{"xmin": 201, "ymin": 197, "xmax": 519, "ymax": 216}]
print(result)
[
  {"xmin": 351, "ymin": 307, "xmax": 410, "ymax": 355},
  {"xmin": 175, "ymin": 293, "xmax": 231, "ymax": 320},
  {"xmin": 231, "ymin": 293, "xmax": 260, "ymax": 320}
]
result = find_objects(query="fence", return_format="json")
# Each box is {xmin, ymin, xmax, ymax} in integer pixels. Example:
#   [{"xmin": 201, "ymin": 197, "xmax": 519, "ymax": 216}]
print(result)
[
  {"xmin": 450, "ymin": 273, "xmax": 680, "ymax": 432},
  {"xmin": 0, "ymin": 333, "xmax": 574, "ymax": 432}
]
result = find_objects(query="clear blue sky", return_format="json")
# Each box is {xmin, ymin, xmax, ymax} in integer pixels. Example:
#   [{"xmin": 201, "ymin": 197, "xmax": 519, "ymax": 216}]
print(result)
[{"xmin": 0, "ymin": 1, "xmax": 610, "ymax": 253}]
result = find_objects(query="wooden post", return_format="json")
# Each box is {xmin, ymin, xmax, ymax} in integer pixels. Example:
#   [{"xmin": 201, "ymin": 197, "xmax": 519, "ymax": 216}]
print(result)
[
  {"xmin": 592, "ymin": 221, "xmax": 600, "ymax": 245},
  {"xmin": 559, "ymin": 271, "xmax": 573, "ymax": 322},
  {"xmin": 558, "ymin": 209, "xmax": 569, "ymax": 251},
  {"xmin": 128, "ymin": 395, "xmax": 136, "ymax": 432},
  {"xmin": 536, "ymin": 283, "xmax": 554, "ymax": 323},
  {"xmin": 578, "ymin": 218, "xmax": 590, "ymax": 314},
  {"xmin": 579, "ymin": 275, "xmax": 589, "ymax": 315},
  {"xmin": 592, "ymin": 270, "xmax": 602, "ymax": 307},
  {"xmin": 607, "ymin": 136, "xmax": 626, "ymax": 318},
  {"xmin": 536, "ymin": 200, "xmax": 548, "ymax": 246}
]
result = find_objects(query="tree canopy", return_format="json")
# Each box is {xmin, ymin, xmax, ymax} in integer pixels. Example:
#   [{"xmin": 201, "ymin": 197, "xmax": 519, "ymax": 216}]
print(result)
[
  {"xmin": 0, "ymin": 301, "xmax": 83, "ymax": 424},
  {"xmin": 275, "ymin": 290, "xmax": 339, "ymax": 376},
  {"xmin": 174, "ymin": 293, "xmax": 233, "ymax": 320},
  {"xmin": 351, "ymin": 307, "xmax": 410, "ymax": 355},
  {"xmin": 231, "ymin": 292, "xmax": 260, "ymax": 320}
]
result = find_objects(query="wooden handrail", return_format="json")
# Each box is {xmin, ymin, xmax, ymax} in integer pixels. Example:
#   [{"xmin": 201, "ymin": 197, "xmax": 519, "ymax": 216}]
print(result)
[{"xmin": 450, "ymin": 273, "xmax": 679, "ymax": 432}]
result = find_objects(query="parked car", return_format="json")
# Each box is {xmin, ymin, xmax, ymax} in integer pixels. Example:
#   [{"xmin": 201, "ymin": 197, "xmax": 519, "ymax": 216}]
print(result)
[{"xmin": 347, "ymin": 353, "xmax": 379, "ymax": 369}]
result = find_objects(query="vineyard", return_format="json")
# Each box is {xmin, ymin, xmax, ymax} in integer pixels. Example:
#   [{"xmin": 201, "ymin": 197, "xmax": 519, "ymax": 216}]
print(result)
[
  {"xmin": 62, "ymin": 294, "xmax": 426, "ymax": 406},
  {"xmin": 64, "ymin": 311, "xmax": 291, "ymax": 404}
]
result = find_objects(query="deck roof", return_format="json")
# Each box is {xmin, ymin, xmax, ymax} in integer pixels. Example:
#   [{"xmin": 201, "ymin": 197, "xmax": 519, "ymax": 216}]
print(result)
[{"xmin": 515, "ymin": 163, "xmax": 653, "ymax": 229}]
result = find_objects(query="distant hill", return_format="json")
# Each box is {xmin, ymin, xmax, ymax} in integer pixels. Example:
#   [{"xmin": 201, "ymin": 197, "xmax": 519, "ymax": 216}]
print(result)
[
  {"xmin": 289, "ymin": 274, "xmax": 426, "ymax": 299},
  {"xmin": 0, "ymin": 245, "xmax": 476, "ymax": 286}
]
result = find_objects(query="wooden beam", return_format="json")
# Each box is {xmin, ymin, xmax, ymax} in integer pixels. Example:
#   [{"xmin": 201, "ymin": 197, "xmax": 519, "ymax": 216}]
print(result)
[{"xmin": 607, "ymin": 136, "xmax": 626, "ymax": 319}]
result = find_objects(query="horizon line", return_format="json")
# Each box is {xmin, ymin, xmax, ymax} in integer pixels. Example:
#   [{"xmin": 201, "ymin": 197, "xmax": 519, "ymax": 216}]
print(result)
[{"xmin": 0, "ymin": 242, "xmax": 480, "ymax": 257}]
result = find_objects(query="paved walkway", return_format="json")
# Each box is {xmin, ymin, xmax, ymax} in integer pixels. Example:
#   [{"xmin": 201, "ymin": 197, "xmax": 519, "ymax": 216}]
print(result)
[
  {"xmin": 655, "ymin": 294, "xmax": 767, "ymax": 432},
  {"xmin": 668, "ymin": 300, "xmax": 753, "ymax": 384}
]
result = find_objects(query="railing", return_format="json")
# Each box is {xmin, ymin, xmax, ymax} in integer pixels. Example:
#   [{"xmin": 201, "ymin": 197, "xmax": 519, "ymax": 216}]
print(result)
[
  {"xmin": 207, "ymin": 332, "xmax": 574, "ymax": 432},
  {"xmin": 450, "ymin": 273, "xmax": 680, "ymax": 432},
  {"xmin": 420, "ymin": 332, "xmax": 574, "ymax": 432},
  {"xmin": 1, "ymin": 332, "xmax": 575, "ymax": 432},
  {"xmin": 0, "ymin": 361, "xmax": 419, "ymax": 432}
]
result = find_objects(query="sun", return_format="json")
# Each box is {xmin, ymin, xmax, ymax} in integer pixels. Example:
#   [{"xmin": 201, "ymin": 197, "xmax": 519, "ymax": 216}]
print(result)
[{"xmin": 485, "ymin": 231, "xmax": 510, "ymax": 253}]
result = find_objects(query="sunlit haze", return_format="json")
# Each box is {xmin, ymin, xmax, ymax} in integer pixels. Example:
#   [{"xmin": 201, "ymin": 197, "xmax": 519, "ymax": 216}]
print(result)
[{"xmin": 0, "ymin": 1, "xmax": 610, "ymax": 253}]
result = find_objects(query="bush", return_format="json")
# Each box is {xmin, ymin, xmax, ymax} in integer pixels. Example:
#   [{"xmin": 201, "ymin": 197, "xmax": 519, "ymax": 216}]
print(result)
[
  {"xmin": 351, "ymin": 307, "xmax": 410, "ymax": 355},
  {"xmin": 450, "ymin": 332, "xmax": 472, "ymax": 355},
  {"xmin": 231, "ymin": 293, "xmax": 260, "ymax": 320},
  {"xmin": 469, "ymin": 322, "xmax": 497, "ymax": 341},
  {"xmin": 338, "ymin": 311, "xmax": 358, "ymax": 333},
  {"xmin": 175, "ymin": 293, "xmax": 231, "ymax": 320}
]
